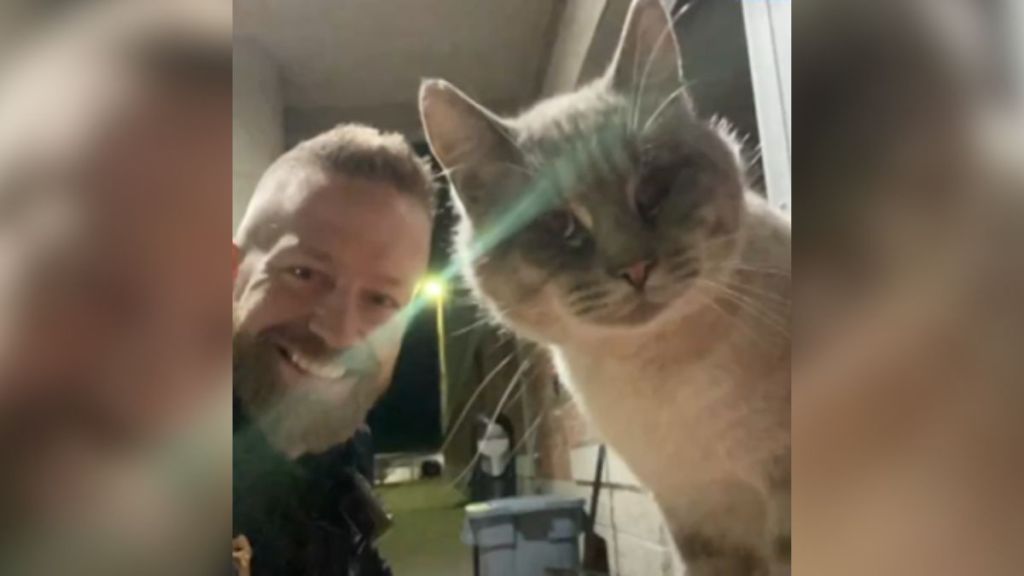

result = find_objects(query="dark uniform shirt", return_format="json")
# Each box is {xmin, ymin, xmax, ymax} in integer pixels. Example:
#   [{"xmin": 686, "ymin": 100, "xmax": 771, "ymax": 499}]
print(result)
[{"xmin": 233, "ymin": 395, "xmax": 392, "ymax": 576}]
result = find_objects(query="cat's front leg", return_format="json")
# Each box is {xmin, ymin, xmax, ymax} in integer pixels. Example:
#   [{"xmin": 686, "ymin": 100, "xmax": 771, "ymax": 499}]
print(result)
[
  {"xmin": 766, "ymin": 452, "xmax": 791, "ymax": 575},
  {"xmin": 676, "ymin": 532, "xmax": 770, "ymax": 576},
  {"xmin": 660, "ymin": 479, "xmax": 777, "ymax": 576}
]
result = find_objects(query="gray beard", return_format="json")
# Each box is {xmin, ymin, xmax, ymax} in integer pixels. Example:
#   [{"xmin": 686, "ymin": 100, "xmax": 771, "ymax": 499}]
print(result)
[{"xmin": 233, "ymin": 332, "xmax": 380, "ymax": 458}]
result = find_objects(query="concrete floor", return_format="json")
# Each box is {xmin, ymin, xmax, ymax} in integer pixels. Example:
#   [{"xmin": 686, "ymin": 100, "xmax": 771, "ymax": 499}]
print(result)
[{"xmin": 377, "ymin": 479, "xmax": 475, "ymax": 576}]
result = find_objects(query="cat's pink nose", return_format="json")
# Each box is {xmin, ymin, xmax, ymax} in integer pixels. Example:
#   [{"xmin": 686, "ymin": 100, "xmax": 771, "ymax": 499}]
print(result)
[{"xmin": 620, "ymin": 259, "xmax": 655, "ymax": 290}]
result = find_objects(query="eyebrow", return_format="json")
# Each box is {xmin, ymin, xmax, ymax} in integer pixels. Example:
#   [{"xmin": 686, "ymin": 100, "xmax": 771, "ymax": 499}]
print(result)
[
  {"xmin": 373, "ymin": 274, "xmax": 406, "ymax": 290},
  {"xmin": 300, "ymin": 246, "xmax": 333, "ymax": 265},
  {"xmin": 269, "ymin": 240, "xmax": 333, "ymax": 266}
]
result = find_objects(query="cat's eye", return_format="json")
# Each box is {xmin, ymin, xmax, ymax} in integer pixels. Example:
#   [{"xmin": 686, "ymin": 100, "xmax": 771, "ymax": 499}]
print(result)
[
  {"xmin": 540, "ymin": 210, "xmax": 585, "ymax": 247},
  {"xmin": 636, "ymin": 184, "xmax": 669, "ymax": 221},
  {"xmin": 562, "ymin": 214, "xmax": 577, "ymax": 240},
  {"xmin": 636, "ymin": 161, "xmax": 693, "ymax": 222},
  {"xmin": 560, "ymin": 213, "xmax": 585, "ymax": 247}
]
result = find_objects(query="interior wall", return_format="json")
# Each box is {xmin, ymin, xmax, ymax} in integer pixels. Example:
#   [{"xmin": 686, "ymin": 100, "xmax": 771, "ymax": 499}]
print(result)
[
  {"xmin": 743, "ymin": 0, "xmax": 791, "ymax": 213},
  {"xmin": 540, "ymin": 0, "xmax": 608, "ymax": 97},
  {"xmin": 233, "ymin": 40, "xmax": 284, "ymax": 232}
]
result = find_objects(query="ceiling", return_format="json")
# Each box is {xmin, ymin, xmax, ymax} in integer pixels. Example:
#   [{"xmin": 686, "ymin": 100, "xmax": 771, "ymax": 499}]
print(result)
[{"xmin": 235, "ymin": 0, "xmax": 564, "ymax": 143}]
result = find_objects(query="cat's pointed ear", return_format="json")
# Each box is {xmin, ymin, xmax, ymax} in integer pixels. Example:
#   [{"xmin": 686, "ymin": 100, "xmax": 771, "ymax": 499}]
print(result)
[
  {"xmin": 607, "ymin": 0, "xmax": 692, "ymax": 125},
  {"xmin": 420, "ymin": 79, "xmax": 523, "ymax": 221},
  {"xmin": 419, "ymin": 79, "xmax": 519, "ymax": 174}
]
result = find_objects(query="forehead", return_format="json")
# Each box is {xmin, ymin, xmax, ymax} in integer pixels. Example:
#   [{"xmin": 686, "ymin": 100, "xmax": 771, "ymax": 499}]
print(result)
[
  {"xmin": 273, "ymin": 170, "xmax": 431, "ymax": 281},
  {"xmin": 517, "ymin": 90, "xmax": 631, "ymax": 160},
  {"xmin": 517, "ymin": 128, "xmax": 629, "ymax": 209}
]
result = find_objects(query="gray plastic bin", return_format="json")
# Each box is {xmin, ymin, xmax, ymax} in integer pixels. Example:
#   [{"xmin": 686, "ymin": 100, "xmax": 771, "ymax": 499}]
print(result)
[{"xmin": 462, "ymin": 495, "xmax": 586, "ymax": 576}]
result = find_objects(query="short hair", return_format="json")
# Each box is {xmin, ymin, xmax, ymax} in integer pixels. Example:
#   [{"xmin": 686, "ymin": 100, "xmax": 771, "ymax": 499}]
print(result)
[{"xmin": 279, "ymin": 124, "xmax": 436, "ymax": 212}]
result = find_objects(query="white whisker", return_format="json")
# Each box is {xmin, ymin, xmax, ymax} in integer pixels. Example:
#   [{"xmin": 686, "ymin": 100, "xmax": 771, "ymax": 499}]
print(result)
[
  {"xmin": 451, "ymin": 315, "xmax": 496, "ymax": 337},
  {"xmin": 698, "ymin": 289, "xmax": 772, "ymax": 349},
  {"xmin": 438, "ymin": 352, "xmax": 517, "ymax": 454},
  {"xmin": 448, "ymin": 356, "xmax": 536, "ymax": 489},
  {"xmin": 698, "ymin": 279, "xmax": 789, "ymax": 337},
  {"xmin": 437, "ymin": 160, "xmax": 536, "ymax": 182},
  {"xmin": 510, "ymin": 407, "xmax": 549, "ymax": 456},
  {"xmin": 641, "ymin": 83, "xmax": 690, "ymax": 135},
  {"xmin": 631, "ymin": 2, "xmax": 692, "ymax": 132}
]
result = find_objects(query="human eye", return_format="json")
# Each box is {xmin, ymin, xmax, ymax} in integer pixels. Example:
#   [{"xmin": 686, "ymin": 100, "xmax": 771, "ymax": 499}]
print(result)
[
  {"xmin": 366, "ymin": 291, "xmax": 400, "ymax": 310},
  {"xmin": 278, "ymin": 262, "xmax": 330, "ymax": 291},
  {"xmin": 285, "ymin": 265, "xmax": 316, "ymax": 282}
]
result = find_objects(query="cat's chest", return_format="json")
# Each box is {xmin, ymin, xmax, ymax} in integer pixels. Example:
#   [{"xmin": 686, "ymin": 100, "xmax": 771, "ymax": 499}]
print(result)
[
  {"xmin": 556, "ymin": 343, "xmax": 730, "ymax": 433},
  {"xmin": 552, "ymin": 338, "xmax": 785, "ymax": 492}
]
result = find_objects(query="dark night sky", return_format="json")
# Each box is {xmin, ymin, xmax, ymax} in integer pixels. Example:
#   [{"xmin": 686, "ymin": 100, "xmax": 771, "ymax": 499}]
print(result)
[
  {"xmin": 367, "ymin": 305, "xmax": 443, "ymax": 453},
  {"xmin": 367, "ymin": 143, "xmax": 455, "ymax": 454}
]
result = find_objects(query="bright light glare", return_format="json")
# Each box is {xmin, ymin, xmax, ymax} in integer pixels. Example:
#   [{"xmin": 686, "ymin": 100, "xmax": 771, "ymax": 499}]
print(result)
[{"xmin": 421, "ymin": 278, "xmax": 445, "ymax": 300}]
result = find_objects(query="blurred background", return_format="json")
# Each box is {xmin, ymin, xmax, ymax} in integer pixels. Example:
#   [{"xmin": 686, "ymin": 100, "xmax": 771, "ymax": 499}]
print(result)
[
  {"xmin": 1, "ymin": 1, "xmax": 231, "ymax": 574},
  {"xmin": 234, "ymin": 1, "xmax": 789, "ymax": 574}
]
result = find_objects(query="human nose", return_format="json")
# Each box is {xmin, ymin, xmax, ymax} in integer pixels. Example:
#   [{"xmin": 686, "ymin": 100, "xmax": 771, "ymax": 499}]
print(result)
[{"xmin": 309, "ymin": 285, "xmax": 363, "ymax": 350}]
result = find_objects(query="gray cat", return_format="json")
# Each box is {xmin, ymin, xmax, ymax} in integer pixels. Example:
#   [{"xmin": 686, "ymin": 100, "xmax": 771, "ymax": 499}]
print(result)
[{"xmin": 419, "ymin": 0, "xmax": 790, "ymax": 574}]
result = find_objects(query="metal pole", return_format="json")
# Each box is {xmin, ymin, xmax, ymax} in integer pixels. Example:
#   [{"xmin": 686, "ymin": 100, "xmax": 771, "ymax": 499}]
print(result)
[{"xmin": 435, "ymin": 291, "xmax": 450, "ymax": 436}]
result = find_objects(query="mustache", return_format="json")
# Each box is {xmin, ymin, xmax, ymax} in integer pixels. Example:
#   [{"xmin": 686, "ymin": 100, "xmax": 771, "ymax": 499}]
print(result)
[
  {"xmin": 233, "ymin": 326, "xmax": 380, "ymax": 382},
  {"xmin": 266, "ymin": 326, "xmax": 333, "ymax": 360},
  {"xmin": 232, "ymin": 329, "xmax": 382, "ymax": 457}
]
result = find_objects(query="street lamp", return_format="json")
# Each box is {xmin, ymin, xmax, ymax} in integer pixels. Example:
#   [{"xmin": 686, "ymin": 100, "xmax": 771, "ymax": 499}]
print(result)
[
  {"xmin": 419, "ymin": 276, "xmax": 449, "ymax": 436},
  {"xmin": 421, "ymin": 278, "xmax": 446, "ymax": 300}
]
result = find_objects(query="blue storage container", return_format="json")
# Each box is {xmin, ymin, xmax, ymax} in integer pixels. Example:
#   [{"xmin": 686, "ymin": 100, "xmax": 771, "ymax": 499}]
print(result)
[{"xmin": 462, "ymin": 495, "xmax": 586, "ymax": 576}]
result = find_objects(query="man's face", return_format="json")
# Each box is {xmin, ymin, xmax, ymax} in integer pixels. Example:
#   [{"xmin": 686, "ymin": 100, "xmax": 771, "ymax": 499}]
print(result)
[
  {"xmin": 0, "ymin": 82, "xmax": 231, "ymax": 518},
  {"xmin": 233, "ymin": 169, "xmax": 431, "ymax": 456}
]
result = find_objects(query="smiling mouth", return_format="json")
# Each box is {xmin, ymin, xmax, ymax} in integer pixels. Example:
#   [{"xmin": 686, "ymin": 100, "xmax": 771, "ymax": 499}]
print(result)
[{"xmin": 274, "ymin": 342, "xmax": 347, "ymax": 380}]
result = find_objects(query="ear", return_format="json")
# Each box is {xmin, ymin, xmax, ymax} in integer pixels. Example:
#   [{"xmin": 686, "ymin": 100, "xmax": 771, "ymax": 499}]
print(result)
[
  {"xmin": 607, "ymin": 0, "xmax": 691, "ymax": 127},
  {"xmin": 419, "ymin": 79, "xmax": 523, "ymax": 217},
  {"xmin": 419, "ymin": 79, "xmax": 519, "ymax": 169}
]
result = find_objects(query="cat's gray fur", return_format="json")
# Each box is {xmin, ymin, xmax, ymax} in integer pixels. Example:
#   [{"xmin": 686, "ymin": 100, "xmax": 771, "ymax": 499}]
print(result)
[{"xmin": 420, "ymin": 1, "xmax": 790, "ymax": 574}]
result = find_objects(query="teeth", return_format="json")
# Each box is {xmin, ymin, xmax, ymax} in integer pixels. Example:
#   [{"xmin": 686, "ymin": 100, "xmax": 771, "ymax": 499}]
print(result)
[{"xmin": 287, "ymin": 349, "xmax": 347, "ymax": 380}]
